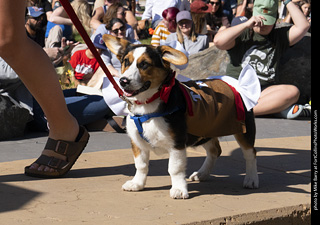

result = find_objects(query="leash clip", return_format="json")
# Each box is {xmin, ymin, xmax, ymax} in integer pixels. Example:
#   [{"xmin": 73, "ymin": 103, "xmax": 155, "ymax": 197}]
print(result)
[{"xmin": 120, "ymin": 95, "xmax": 133, "ymax": 105}]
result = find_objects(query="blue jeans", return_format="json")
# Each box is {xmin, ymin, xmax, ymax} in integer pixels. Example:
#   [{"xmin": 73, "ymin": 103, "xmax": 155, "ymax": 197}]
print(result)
[{"xmin": 32, "ymin": 88, "xmax": 113, "ymax": 131}]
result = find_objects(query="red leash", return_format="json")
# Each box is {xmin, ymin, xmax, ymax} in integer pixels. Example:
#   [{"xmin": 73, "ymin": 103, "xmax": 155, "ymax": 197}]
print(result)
[{"xmin": 59, "ymin": 0, "xmax": 125, "ymax": 99}]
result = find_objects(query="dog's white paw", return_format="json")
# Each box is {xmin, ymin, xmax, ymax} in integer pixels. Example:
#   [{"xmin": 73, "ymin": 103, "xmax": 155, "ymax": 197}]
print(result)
[
  {"xmin": 170, "ymin": 188, "xmax": 189, "ymax": 199},
  {"xmin": 122, "ymin": 180, "xmax": 144, "ymax": 192},
  {"xmin": 189, "ymin": 171, "xmax": 210, "ymax": 181},
  {"xmin": 243, "ymin": 174, "xmax": 259, "ymax": 189}
]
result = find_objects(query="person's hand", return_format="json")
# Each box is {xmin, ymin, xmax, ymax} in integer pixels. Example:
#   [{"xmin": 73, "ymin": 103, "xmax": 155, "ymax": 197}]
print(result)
[
  {"xmin": 244, "ymin": 15, "xmax": 266, "ymax": 29},
  {"xmin": 43, "ymin": 47, "xmax": 61, "ymax": 61},
  {"xmin": 59, "ymin": 37, "xmax": 80, "ymax": 57}
]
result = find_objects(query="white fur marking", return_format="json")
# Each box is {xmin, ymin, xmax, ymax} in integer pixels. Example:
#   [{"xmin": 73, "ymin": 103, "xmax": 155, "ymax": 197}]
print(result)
[
  {"xmin": 242, "ymin": 149, "xmax": 259, "ymax": 188},
  {"xmin": 121, "ymin": 47, "xmax": 147, "ymax": 91}
]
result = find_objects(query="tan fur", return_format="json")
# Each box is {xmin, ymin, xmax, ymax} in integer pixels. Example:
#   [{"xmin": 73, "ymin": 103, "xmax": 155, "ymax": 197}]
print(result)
[
  {"xmin": 131, "ymin": 141, "xmax": 141, "ymax": 158},
  {"xmin": 102, "ymin": 34, "xmax": 130, "ymax": 58},
  {"xmin": 121, "ymin": 52, "xmax": 135, "ymax": 74},
  {"xmin": 158, "ymin": 45, "xmax": 188, "ymax": 66},
  {"xmin": 234, "ymin": 133, "xmax": 256, "ymax": 153},
  {"xmin": 102, "ymin": 34, "xmax": 188, "ymax": 66}
]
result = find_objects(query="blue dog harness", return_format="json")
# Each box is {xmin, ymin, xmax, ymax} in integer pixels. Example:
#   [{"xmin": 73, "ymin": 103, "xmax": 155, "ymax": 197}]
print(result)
[{"xmin": 130, "ymin": 105, "xmax": 180, "ymax": 142}]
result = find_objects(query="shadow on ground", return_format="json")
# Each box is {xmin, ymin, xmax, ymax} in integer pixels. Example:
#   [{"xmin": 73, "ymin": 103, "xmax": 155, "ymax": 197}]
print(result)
[{"xmin": 0, "ymin": 146, "xmax": 310, "ymax": 213}]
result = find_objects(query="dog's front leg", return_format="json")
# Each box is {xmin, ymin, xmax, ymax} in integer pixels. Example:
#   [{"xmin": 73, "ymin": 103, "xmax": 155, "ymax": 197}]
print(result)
[
  {"xmin": 122, "ymin": 142, "xmax": 149, "ymax": 192},
  {"xmin": 168, "ymin": 149, "xmax": 189, "ymax": 199}
]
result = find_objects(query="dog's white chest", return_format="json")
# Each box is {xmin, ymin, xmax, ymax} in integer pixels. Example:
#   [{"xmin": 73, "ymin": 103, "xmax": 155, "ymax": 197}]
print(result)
[{"xmin": 127, "ymin": 116, "xmax": 174, "ymax": 151}]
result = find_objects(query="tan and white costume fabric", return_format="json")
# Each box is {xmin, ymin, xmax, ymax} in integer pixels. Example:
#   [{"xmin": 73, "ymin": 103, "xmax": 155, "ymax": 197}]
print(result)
[
  {"xmin": 180, "ymin": 79, "xmax": 246, "ymax": 138},
  {"xmin": 102, "ymin": 64, "xmax": 261, "ymax": 134},
  {"xmin": 178, "ymin": 64, "xmax": 260, "ymax": 138}
]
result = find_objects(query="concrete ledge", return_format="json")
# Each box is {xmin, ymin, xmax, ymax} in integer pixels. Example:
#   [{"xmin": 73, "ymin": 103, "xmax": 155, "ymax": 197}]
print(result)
[
  {"xmin": 188, "ymin": 204, "xmax": 311, "ymax": 225},
  {"xmin": 0, "ymin": 136, "xmax": 311, "ymax": 224}
]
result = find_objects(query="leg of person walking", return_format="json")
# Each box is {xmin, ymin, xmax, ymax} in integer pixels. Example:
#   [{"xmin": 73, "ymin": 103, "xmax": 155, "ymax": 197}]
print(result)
[{"xmin": 0, "ymin": 0, "xmax": 89, "ymax": 176}]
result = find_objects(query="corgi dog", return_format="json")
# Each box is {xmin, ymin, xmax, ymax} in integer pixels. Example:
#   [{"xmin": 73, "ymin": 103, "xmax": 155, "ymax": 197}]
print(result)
[{"xmin": 102, "ymin": 34, "xmax": 259, "ymax": 199}]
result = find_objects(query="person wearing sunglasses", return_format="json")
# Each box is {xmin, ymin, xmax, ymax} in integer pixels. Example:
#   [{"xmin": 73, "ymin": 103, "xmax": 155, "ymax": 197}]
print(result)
[
  {"xmin": 101, "ymin": 18, "xmax": 140, "ymax": 78},
  {"xmin": 206, "ymin": 0, "xmax": 230, "ymax": 43},
  {"xmin": 91, "ymin": 2, "xmax": 136, "ymax": 43}
]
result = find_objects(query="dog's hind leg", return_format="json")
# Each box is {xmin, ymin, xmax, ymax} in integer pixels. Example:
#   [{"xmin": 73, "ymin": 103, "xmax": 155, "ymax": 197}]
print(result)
[
  {"xmin": 122, "ymin": 141, "xmax": 150, "ymax": 192},
  {"xmin": 234, "ymin": 110, "xmax": 259, "ymax": 189},
  {"xmin": 168, "ymin": 149, "xmax": 189, "ymax": 199},
  {"xmin": 189, "ymin": 137, "xmax": 221, "ymax": 181}
]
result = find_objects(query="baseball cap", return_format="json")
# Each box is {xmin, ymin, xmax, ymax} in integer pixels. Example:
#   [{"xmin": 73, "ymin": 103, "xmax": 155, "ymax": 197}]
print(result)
[
  {"xmin": 93, "ymin": 33, "xmax": 109, "ymax": 50},
  {"xmin": 253, "ymin": 0, "xmax": 278, "ymax": 26},
  {"xmin": 26, "ymin": 6, "xmax": 44, "ymax": 18},
  {"xmin": 190, "ymin": 0, "xmax": 212, "ymax": 14},
  {"xmin": 176, "ymin": 11, "xmax": 192, "ymax": 23},
  {"xmin": 231, "ymin": 16, "xmax": 248, "ymax": 26}
]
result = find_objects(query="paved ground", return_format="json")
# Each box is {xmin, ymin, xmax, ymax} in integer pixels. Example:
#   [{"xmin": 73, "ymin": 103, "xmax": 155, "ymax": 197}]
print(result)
[{"xmin": 0, "ymin": 117, "xmax": 311, "ymax": 224}]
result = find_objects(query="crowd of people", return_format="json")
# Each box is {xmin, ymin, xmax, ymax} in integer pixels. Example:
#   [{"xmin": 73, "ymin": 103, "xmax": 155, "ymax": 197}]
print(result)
[{"xmin": 0, "ymin": 0, "xmax": 311, "ymax": 177}]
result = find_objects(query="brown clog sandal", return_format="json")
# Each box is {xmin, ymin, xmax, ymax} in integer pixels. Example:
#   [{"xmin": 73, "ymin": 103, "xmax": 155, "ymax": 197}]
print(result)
[{"xmin": 24, "ymin": 126, "xmax": 89, "ymax": 178}]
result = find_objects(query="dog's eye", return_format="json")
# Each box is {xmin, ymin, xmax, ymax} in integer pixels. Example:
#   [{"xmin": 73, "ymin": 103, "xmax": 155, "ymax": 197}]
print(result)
[
  {"xmin": 124, "ymin": 58, "xmax": 131, "ymax": 68},
  {"xmin": 138, "ymin": 61, "xmax": 150, "ymax": 70}
]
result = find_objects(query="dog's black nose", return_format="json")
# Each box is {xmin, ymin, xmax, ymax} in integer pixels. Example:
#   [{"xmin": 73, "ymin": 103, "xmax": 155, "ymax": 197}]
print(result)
[
  {"xmin": 120, "ymin": 77, "xmax": 130, "ymax": 87},
  {"xmin": 119, "ymin": 77, "xmax": 130, "ymax": 87}
]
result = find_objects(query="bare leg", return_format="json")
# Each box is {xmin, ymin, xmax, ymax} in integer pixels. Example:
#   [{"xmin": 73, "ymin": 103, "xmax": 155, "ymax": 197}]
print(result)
[
  {"xmin": 253, "ymin": 84, "xmax": 300, "ymax": 116},
  {"xmin": 0, "ymin": 0, "xmax": 79, "ymax": 172}
]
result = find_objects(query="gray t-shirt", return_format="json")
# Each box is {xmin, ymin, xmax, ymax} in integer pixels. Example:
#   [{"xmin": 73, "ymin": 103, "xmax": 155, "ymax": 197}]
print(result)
[{"xmin": 165, "ymin": 33, "xmax": 208, "ymax": 56}]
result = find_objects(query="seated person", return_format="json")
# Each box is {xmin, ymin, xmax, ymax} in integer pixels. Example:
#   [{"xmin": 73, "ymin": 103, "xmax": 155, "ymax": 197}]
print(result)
[
  {"xmin": 151, "ymin": 7, "xmax": 179, "ymax": 46},
  {"xmin": 205, "ymin": 0, "xmax": 230, "ymax": 42},
  {"xmin": 90, "ymin": 0, "xmax": 138, "ymax": 38},
  {"xmin": 25, "ymin": 6, "xmax": 77, "ymax": 66},
  {"xmin": 0, "ymin": 56, "xmax": 113, "ymax": 133},
  {"xmin": 100, "ymin": 18, "xmax": 140, "ymax": 77},
  {"xmin": 46, "ymin": 0, "xmax": 91, "ymax": 48},
  {"xmin": 69, "ymin": 34, "xmax": 107, "ymax": 86},
  {"xmin": 165, "ymin": 11, "xmax": 208, "ymax": 56},
  {"xmin": 141, "ymin": 0, "xmax": 181, "ymax": 29},
  {"xmin": 91, "ymin": 2, "xmax": 135, "ymax": 42}
]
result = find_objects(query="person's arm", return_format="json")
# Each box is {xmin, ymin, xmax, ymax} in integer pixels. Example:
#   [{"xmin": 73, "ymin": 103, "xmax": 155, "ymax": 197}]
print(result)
[
  {"xmin": 235, "ymin": 0, "xmax": 247, "ymax": 17},
  {"xmin": 285, "ymin": 0, "xmax": 310, "ymax": 46},
  {"xmin": 49, "ymin": 6, "xmax": 72, "ymax": 25},
  {"xmin": 125, "ymin": 10, "xmax": 138, "ymax": 29},
  {"xmin": 214, "ymin": 15, "xmax": 265, "ymax": 50},
  {"xmin": 141, "ymin": 0, "xmax": 153, "ymax": 20},
  {"xmin": 50, "ymin": 6, "xmax": 73, "ymax": 26},
  {"xmin": 151, "ymin": 24, "xmax": 162, "ymax": 46},
  {"xmin": 90, "ymin": 6, "xmax": 104, "ymax": 31}
]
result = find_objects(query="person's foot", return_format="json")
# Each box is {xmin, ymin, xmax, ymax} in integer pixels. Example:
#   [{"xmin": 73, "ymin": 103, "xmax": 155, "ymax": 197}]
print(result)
[
  {"xmin": 280, "ymin": 104, "xmax": 311, "ymax": 119},
  {"xmin": 27, "ymin": 149, "xmax": 68, "ymax": 173},
  {"xmin": 25, "ymin": 126, "xmax": 90, "ymax": 178}
]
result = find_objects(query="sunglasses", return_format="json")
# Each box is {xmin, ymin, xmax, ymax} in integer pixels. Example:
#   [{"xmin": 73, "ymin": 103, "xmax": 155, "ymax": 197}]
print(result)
[
  {"xmin": 111, "ymin": 26, "xmax": 125, "ymax": 34},
  {"xmin": 209, "ymin": 1, "xmax": 220, "ymax": 6}
]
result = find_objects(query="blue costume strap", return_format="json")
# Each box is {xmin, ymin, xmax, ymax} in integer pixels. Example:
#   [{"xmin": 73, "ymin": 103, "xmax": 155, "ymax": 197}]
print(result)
[{"xmin": 130, "ymin": 106, "xmax": 180, "ymax": 142}]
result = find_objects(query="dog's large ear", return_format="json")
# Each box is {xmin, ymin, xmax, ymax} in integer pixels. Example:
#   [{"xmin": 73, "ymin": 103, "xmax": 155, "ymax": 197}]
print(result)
[
  {"xmin": 102, "ymin": 34, "xmax": 131, "ymax": 57},
  {"xmin": 157, "ymin": 45, "xmax": 188, "ymax": 66}
]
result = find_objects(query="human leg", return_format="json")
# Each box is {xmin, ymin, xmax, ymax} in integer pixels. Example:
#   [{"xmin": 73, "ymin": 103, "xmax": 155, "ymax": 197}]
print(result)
[
  {"xmin": 33, "ymin": 90, "xmax": 113, "ymax": 129},
  {"xmin": 0, "ymin": 0, "xmax": 87, "ymax": 174},
  {"xmin": 253, "ymin": 84, "xmax": 300, "ymax": 116},
  {"xmin": 64, "ymin": 93, "xmax": 113, "ymax": 125}
]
